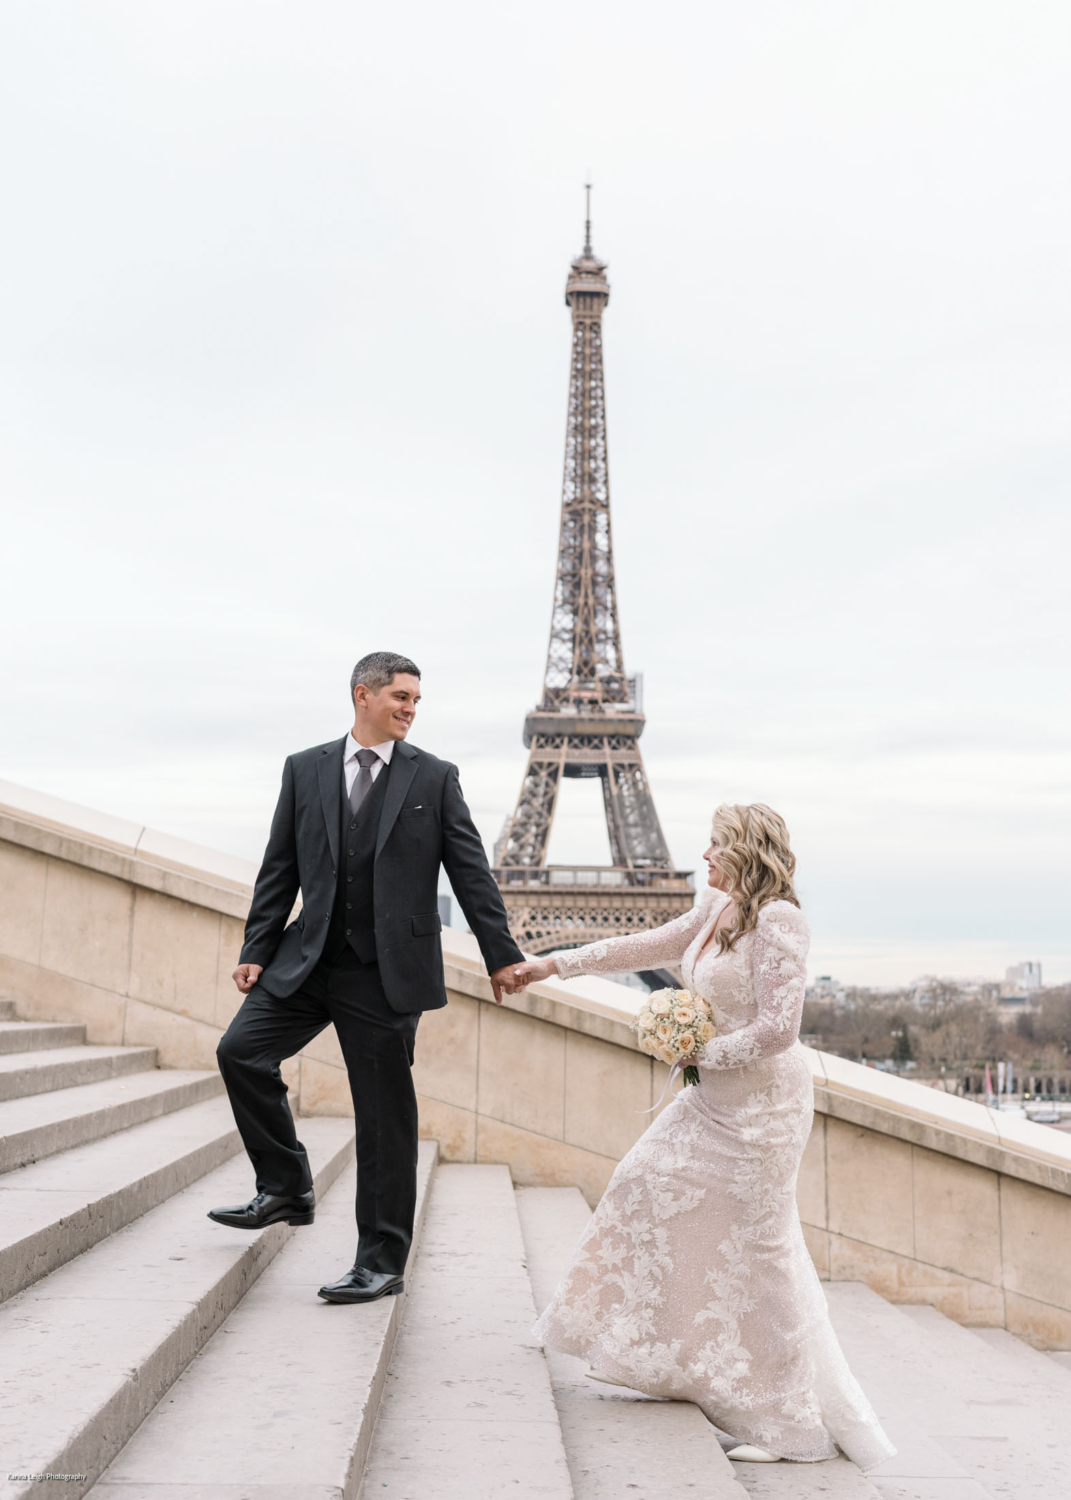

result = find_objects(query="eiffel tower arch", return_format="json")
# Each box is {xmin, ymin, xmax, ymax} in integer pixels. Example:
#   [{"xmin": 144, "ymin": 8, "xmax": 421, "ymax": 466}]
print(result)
[{"xmin": 494, "ymin": 196, "xmax": 694, "ymax": 957}]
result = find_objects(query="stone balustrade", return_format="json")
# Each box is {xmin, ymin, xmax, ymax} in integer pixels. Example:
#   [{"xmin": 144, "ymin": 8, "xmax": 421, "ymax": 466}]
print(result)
[{"xmin": 2, "ymin": 776, "xmax": 1069, "ymax": 1349}]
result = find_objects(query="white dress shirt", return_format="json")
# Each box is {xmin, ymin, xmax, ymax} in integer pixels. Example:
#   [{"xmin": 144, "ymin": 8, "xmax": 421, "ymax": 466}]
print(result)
[{"xmin": 343, "ymin": 734, "xmax": 395, "ymax": 798}]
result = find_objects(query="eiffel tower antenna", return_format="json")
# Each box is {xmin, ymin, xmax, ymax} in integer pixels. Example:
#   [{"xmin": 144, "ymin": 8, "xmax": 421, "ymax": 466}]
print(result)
[{"xmin": 493, "ymin": 205, "xmax": 694, "ymax": 956}]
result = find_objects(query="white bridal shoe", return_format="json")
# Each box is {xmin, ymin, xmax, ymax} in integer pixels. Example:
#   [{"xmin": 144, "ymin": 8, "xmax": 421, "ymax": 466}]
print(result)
[{"xmin": 726, "ymin": 1444, "xmax": 781, "ymax": 1462}]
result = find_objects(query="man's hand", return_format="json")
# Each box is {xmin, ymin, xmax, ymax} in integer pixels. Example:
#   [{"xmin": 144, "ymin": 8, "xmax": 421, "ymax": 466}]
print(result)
[
  {"xmin": 488, "ymin": 959, "xmax": 558, "ymax": 1003},
  {"xmin": 488, "ymin": 965, "xmax": 524, "ymax": 1006},
  {"xmin": 233, "ymin": 963, "xmax": 263, "ymax": 994}
]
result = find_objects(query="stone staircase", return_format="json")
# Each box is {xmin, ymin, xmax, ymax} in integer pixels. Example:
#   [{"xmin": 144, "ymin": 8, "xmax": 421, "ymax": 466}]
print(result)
[{"xmin": 1, "ymin": 997, "xmax": 1069, "ymax": 1500}]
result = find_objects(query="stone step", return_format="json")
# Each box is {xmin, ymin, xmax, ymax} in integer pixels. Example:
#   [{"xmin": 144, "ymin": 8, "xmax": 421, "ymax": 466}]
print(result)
[
  {"xmin": 91, "ymin": 1140, "xmax": 439, "ymax": 1499},
  {"xmin": 357, "ymin": 1164, "xmax": 574, "ymax": 1499},
  {"xmin": 0, "ymin": 1115, "xmax": 355, "ymax": 1500},
  {"xmin": 0, "ymin": 1094, "xmax": 243, "ymax": 1302},
  {"xmin": 730, "ymin": 1461, "xmax": 881, "ymax": 1499},
  {"xmin": 0, "ymin": 1043, "xmax": 159, "ymax": 1102},
  {"xmin": 0, "ymin": 1019, "xmax": 87, "ymax": 1053},
  {"xmin": 515, "ymin": 1184, "xmax": 749, "ymax": 1500},
  {"xmin": 893, "ymin": 1305, "xmax": 1071, "ymax": 1490},
  {"xmin": 825, "ymin": 1281, "xmax": 1071, "ymax": 1499},
  {"xmin": 0, "ymin": 1067, "xmax": 224, "ymax": 1173},
  {"xmin": 918, "ymin": 1319, "xmax": 1071, "ymax": 1399}
]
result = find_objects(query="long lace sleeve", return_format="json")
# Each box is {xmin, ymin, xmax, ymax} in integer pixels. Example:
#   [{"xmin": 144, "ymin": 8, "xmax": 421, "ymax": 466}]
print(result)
[
  {"xmin": 553, "ymin": 892, "xmax": 720, "ymax": 979},
  {"xmin": 696, "ymin": 902, "xmax": 809, "ymax": 1071}
]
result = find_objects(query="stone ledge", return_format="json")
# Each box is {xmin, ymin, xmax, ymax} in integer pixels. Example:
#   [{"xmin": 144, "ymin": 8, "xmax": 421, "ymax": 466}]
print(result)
[
  {"xmin": 0, "ymin": 810, "xmax": 253, "ymax": 921},
  {"xmin": 813, "ymin": 1085, "xmax": 1071, "ymax": 1197},
  {"xmin": 0, "ymin": 779, "xmax": 258, "ymax": 890},
  {"xmin": 806, "ymin": 1044, "xmax": 1071, "ymax": 1199},
  {"xmin": 446, "ymin": 940, "xmax": 1071, "ymax": 1201},
  {"xmin": 3, "ymin": 780, "xmax": 1070, "ymax": 1206},
  {"xmin": 443, "ymin": 958, "xmax": 641, "ymax": 1053}
]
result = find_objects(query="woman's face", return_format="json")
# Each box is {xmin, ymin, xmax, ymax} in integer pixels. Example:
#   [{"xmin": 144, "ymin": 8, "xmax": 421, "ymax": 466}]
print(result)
[{"xmin": 703, "ymin": 837, "xmax": 732, "ymax": 892}]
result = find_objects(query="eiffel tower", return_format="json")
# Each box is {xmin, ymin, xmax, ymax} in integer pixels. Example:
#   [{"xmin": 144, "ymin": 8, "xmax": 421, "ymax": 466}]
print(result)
[{"xmin": 493, "ymin": 194, "xmax": 694, "ymax": 957}]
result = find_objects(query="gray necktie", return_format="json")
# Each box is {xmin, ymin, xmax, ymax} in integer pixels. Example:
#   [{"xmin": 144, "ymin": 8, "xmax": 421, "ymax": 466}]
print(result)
[{"xmin": 349, "ymin": 748, "xmax": 381, "ymax": 816}]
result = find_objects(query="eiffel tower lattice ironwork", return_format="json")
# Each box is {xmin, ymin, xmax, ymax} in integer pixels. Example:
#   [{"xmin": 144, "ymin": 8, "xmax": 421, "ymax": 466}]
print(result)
[{"xmin": 493, "ymin": 197, "xmax": 693, "ymax": 956}]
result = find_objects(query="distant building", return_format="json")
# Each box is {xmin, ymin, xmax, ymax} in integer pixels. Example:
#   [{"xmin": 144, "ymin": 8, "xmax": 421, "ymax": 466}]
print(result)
[
  {"xmin": 1003, "ymin": 961, "xmax": 1042, "ymax": 995},
  {"xmin": 995, "ymin": 993, "xmax": 1040, "ymax": 1026},
  {"xmin": 996, "ymin": 961, "xmax": 1043, "ymax": 1024}
]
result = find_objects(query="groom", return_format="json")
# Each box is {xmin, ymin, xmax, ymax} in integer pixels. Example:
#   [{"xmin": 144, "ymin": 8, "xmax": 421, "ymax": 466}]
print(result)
[{"xmin": 210, "ymin": 651, "xmax": 524, "ymax": 1302}]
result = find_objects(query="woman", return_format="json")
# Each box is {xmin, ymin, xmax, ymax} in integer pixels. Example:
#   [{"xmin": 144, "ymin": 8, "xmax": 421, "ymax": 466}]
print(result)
[{"xmin": 511, "ymin": 803, "xmax": 894, "ymax": 1470}]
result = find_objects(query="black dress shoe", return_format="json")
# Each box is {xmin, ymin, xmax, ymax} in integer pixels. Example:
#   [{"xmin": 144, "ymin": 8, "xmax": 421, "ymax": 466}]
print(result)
[
  {"xmin": 207, "ymin": 1189, "xmax": 315, "ymax": 1230},
  {"xmin": 318, "ymin": 1266, "xmax": 404, "ymax": 1304}
]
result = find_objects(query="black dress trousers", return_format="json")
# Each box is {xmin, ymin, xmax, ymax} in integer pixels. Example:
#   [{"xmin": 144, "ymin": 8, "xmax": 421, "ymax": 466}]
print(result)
[{"xmin": 216, "ymin": 950, "xmax": 419, "ymax": 1276}]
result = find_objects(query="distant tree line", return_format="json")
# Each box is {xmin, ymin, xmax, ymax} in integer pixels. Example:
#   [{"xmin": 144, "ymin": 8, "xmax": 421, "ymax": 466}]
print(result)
[{"xmin": 801, "ymin": 984, "xmax": 1071, "ymax": 1076}]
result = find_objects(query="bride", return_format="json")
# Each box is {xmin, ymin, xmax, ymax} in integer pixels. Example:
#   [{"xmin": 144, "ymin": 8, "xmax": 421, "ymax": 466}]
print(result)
[{"xmin": 511, "ymin": 802, "xmax": 895, "ymax": 1470}]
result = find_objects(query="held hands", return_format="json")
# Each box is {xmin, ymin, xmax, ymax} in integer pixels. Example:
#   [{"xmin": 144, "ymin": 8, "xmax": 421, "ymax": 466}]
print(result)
[
  {"xmin": 232, "ymin": 963, "xmax": 263, "ymax": 993},
  {"xmin": 487, "ymin": 958, "xmax": 557, "ymax": 1005},
  {"xmin": 508, "ymin": 958, "xmax": 558, "ymax": 991}
]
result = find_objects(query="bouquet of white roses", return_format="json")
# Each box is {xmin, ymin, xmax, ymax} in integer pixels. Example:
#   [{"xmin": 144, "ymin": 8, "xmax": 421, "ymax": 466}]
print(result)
[{"xmin": 629, "ymin": 988, "xmax": 716, "ymax": 1088}]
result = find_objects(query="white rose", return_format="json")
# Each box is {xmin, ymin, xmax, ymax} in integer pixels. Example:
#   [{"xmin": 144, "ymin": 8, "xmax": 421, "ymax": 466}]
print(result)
[
  {"xmin": 672, "ymin": 1005, "xmax": 695, "ymax": 1026},
  {"xmin": 650, "ymin": 994, "xmax": 672, "ymax": 1017},
  {"xmin": 657, "ymin": 1044, "xmax": 678, "ymax": 1067},
  {"xmin": 677, "ymin": 1031, "xmax": 696, "ymax": 1055},
  {"xmin": 696, "ymin": 1020, "xmax": 716, "ymax": 1044},
  {"xmin": 639, "ymin": 1011, "xmax": 657, "ymax": 1033}
]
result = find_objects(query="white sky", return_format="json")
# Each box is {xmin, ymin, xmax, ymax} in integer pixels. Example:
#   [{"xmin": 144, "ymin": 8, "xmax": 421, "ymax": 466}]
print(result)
[{"xmin": 2, "ymin": 2, "xmax": 1069, "ymax": 984}]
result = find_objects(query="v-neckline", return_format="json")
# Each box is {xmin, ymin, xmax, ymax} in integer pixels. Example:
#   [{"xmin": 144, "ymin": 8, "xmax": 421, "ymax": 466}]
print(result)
[{"xmin": 691, "ymin": 890, "xmax": 735, "ymax": 969}]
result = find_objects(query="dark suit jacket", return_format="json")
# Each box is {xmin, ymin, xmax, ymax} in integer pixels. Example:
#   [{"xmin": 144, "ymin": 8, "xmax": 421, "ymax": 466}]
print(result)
[{"xmin": 240, "ymin": 737, "xmax": 523, "ymax": 1012}]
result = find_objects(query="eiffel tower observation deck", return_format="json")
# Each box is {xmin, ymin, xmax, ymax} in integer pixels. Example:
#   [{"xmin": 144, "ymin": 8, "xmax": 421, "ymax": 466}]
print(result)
[{"xmin": 494, "ymin": 196, "xmax": 694, "ymax": 955}]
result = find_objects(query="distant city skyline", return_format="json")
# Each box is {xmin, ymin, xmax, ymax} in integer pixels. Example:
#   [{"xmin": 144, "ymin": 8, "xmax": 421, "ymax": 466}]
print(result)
[{"xmin": 808, "ymin": 960, "xmax": 1048, "ymax": 999}]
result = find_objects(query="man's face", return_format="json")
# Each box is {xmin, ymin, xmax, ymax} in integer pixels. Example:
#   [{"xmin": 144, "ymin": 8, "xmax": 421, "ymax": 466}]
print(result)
[{"xmin": 352, "ymin": 673, "xmax": 421, "ymax": 743}]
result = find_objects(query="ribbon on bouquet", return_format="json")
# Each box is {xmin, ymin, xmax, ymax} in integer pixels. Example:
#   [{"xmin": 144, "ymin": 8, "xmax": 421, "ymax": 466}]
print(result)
[{"xmin": 638, "ymin": 1058, "xmax": 687, "ymax": 1113}]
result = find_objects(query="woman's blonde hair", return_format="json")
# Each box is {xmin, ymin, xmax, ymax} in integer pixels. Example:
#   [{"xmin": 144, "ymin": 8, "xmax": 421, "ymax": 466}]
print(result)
[{"xmin": 710, "ymin": 802, "xmax": 799, "ymax": 952}]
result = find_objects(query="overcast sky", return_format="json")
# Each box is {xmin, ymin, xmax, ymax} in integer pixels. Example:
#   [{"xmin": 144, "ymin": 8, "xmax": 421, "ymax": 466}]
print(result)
[{"xmin": 2, "ymin": 1, "xmax": 1069, "ymax": 984}]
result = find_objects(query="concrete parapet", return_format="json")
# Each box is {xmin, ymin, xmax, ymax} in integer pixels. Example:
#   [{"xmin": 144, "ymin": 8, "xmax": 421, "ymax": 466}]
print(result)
[{"xmin": 2, "ymin": 777, "xmax": 1070, "ymax": 1348}]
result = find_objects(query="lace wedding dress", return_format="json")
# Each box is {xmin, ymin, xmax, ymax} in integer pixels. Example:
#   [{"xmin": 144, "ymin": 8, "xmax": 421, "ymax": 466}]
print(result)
[{"xmin": 533, "ymin": 890, "xmax": 895, "ymax": 1470}]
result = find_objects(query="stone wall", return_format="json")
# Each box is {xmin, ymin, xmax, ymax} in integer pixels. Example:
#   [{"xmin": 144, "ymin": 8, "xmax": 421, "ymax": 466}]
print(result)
[
  {"xmin": 2, "ymin": 778, "xmax": 1070, "ymax": 1349},
  {"xmin": 799, "ymin": 1049, "xmax": 1071, "ymax": 1349}
]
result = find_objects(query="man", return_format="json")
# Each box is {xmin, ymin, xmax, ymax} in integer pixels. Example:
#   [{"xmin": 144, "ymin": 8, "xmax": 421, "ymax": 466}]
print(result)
[{"xmin": 210, "ymin": 651, "xmax": 524, "ymax": 1303}]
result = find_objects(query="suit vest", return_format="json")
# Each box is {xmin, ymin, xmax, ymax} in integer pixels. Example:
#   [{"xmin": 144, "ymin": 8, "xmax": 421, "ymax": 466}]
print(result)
[{"xmin": 323, "ymin": 760, "xmax": 390, "ymax": 966}]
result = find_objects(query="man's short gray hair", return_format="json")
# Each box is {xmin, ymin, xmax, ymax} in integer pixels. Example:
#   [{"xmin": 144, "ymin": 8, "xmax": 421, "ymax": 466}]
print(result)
[{"xmin": 350, "ymin": 651, "xmax": 421, "ymax": 700}]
